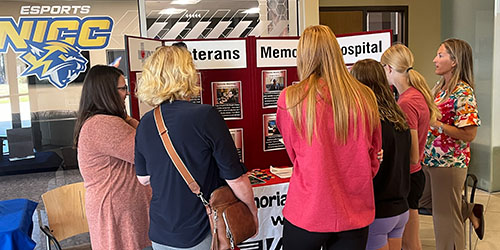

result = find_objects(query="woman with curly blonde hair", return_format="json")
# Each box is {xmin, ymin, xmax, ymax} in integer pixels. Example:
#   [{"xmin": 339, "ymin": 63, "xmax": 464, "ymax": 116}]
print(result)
[{"xmin": 134, "ymin": 45, "xmax": 258, "ymax": 250}]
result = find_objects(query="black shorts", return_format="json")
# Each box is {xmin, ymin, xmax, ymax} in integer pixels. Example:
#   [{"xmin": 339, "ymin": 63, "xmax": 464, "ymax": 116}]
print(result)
[{"xmin": 408, "ymin": 169, "xmax": 425, "ymax": 209}]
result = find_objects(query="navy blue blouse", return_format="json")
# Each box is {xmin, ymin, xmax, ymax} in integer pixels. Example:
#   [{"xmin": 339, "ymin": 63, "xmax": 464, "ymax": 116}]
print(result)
[{"xmin": 135, "ymin": 100, "xmax": 246, "ymax": 248}]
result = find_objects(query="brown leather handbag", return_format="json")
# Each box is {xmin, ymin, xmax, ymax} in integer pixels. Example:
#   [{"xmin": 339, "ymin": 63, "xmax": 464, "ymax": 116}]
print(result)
[{"xmin": 153, "ymin": 106, "xmax": 256, "ymax": 250}]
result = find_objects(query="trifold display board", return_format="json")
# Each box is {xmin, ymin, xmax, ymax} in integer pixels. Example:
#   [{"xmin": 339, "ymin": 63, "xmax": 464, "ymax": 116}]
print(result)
[{"xmin": 125, "ymin": 30, "xmax": 392, "ymax": 171}]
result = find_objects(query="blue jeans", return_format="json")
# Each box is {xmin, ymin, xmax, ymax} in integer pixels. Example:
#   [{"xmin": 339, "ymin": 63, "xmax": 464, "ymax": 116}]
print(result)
[{"xmin": 152, "ymin": 233, "xmax": 212, "ymax": 250}]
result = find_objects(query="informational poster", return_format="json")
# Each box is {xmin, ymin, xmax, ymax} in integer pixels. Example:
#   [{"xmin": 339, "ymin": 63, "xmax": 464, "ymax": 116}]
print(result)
[
  {"xmin": 127, "ymin": 36, "xmax": 163, "ymax": 72},
  {"xmin": 256, "ymin": 39, "xmax": 299, "ymax": 67},
  {"xmin": 263, "ymin": 114, "xmax": 285, "ymax": 151},
  {"xmin": 190, "ymin": 72, "xmax": 203, "ymax": 104},
  {"xmin": 262, "ymin": 70, "xmax": 286, "ymax": 108},
  {"xmin": 164, "ymin": 39, "xmax": 247, "ymax": 70},
  {"xmin": 337, "ymin": 31, "xmax": 392, "ymax": 65},
  {"xmin": 229, "ymin": 128, "xmax": 244, "ymax": 162},
  {"xmin": 211, "ymin": 81, "xmax": 243, "ymax": 120}
]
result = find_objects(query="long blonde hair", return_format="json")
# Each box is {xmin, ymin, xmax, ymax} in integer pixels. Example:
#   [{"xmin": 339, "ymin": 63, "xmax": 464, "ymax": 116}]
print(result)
[
  {"xmin": 351, "ymin": 59, "xmax": 409, "ymax": 131},
  {"xmin": 137, "ymin": 46, "xmax": 200, "ymax": 106},
  {"xmin": 432, "ymin": 38, "xmax": 474, "ymax": 102},
  {"xmin": 381, "ymin": 44, "xmax": 440, "ymax": 123},
  {"xmin": 285, "ymin": 25, "xmax": 379, "ymax": 144}
]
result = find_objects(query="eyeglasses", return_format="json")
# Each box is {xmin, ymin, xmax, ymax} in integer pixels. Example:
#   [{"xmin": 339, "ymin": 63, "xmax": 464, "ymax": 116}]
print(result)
[{"xmin": 117, "ymin": 84, "xmax": 128, "ymax": 91}]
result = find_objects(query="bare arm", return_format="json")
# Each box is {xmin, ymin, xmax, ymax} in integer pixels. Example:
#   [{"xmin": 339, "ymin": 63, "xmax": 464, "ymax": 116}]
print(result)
[
  {"xmin": 226, "ymin": 174, "xmax": 259, "ymax": 235},
  {"xmin": 409, "ymin": 129, "xmax": 420, "ymax": 165},
  {"xmin": 431, "ymin": 120, "xmax": 478, "ymax": 142},
  {"xmin": 137, "ymin": 175, "xmax": 150, "ymax": 185}
]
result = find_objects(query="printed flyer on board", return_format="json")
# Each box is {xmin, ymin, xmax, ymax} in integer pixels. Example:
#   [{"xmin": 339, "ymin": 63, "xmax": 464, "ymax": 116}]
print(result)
[
  {"xmin": 263, "ymin": 113, "xmax": 285, "ymax": 151},
  {"xmin": 211, "ymin": 81, "xmax": 243, "ymax": 120},
  {"xmin": 262, "ymin": 70, "xmax": 286, "ymax": 108}
]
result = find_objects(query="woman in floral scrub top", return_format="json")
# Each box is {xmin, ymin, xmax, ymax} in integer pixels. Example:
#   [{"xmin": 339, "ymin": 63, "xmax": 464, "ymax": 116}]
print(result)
[{"xmin": 421, "ymin": 38, "xmax": 484, "ymax": 250}]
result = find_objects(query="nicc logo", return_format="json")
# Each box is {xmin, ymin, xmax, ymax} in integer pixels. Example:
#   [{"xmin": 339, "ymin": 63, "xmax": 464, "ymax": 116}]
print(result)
[{"xmin": 0, "ymin": 7, "xmax": 114, "ymax": 89}]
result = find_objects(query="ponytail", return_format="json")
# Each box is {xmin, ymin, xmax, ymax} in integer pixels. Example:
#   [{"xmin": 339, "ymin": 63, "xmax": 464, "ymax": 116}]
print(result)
[{"xmin": 407, "ymin": 69, "xmax": 441, "ymax": 123}]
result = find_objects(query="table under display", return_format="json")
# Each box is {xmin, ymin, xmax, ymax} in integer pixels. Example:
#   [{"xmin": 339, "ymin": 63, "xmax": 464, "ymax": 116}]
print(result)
[{"xmin": 239, "ymin": 169, "xmax": 290, "ymax": 250}]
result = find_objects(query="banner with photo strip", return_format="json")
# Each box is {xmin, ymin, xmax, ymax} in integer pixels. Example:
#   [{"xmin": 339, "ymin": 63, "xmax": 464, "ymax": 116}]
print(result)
[
  {"xmin": 211, "ymin": 81, "xmax": 242, "ymax": 120},
  {"xmin": 229, "ymin": 128, "xmax": 244, "ymax": 162},
  {"xmin": 263, "ymin": 113, "xmax": 285, "ymax": 151},
  {"xmin": 262, "ymin": 70, "xmax": 287, "ymax": 108},
  {"xmin": 239, "ymin": 182, "xmax": 289, "ymax": 250}
]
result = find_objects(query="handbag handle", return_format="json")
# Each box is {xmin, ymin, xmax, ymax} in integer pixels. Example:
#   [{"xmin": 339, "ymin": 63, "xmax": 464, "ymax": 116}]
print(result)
[{"xmin": 153, "ymin": 106, "xmax": 209, "ymax": 206}]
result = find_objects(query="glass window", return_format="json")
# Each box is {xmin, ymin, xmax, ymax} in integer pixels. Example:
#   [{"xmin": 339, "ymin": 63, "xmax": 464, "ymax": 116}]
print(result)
[
  {"xmin": 367, "ymin": 11, "xmax": 404, "ymax": 44},
  {"xmin": 0, "ymin": 54, "xmax": 9, "ymax": 96},
  {"xmin": 142, "ymin": 0, "xmax": 298, "ymax": 39},
  {"xmin": 319, "ymin": 6, "xmax": 408, "ymax": 45},
  {"xmin": 0, "ymin": 54, "xmax": 6, "ymax": 85},
  {"xmin": 19, "ymin": 95, "xmax": 31, "ymax": 128},
  {"xmin": 0, "ymin": 97, "xmax": 12, "ymax": 154},
  {"xmin": 16, "ymin": 58, "xmax": 28, "ymax": 95},
  {"xmin": 0, "ymin": 54, "xmax": 10, "ymax": 155}
]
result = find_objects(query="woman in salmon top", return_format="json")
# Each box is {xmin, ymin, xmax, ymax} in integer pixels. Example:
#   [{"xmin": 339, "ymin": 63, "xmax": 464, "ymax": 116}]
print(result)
[
  {"xmin": 276, "ymin": 25, "xmax": 382, "ymax": 250},
  {"xmin": 74, "ymin": 65, "xmax": 151, "ymax": 250}
]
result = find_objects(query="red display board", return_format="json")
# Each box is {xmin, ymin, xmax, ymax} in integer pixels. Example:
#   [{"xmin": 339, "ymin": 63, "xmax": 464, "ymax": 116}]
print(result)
[
  {"xmin": 125, "ymin": 36, "xmax": 295, "ymax": 170},
  {"xmin": 125, "ymin": 30, "xmax": 392, "ymax": 171}
]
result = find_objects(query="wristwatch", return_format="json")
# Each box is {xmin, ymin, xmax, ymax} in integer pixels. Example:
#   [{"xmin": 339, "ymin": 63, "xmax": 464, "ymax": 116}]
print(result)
[{"xmin": 437, "ymin": 123, "xmax": 444, "ymax": 134}]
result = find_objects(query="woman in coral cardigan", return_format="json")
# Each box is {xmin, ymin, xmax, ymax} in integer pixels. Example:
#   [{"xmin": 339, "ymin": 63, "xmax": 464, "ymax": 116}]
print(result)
[
  {"xmin": 276, "ymin": 25, "xmax": 382, "ymax": 250},
  {"xmin": 74, "ymin": 65, "xmax": 152, "ymax": 250}
]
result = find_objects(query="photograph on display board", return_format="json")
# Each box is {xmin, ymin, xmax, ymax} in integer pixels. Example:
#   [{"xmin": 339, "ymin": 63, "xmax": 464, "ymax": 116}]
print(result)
[
  {"xmin": 211, "ymin": 81, "xmax": 242, "ymax": 120},
  {"xmin": 189, "ymin": 72, "xmax": 202, "ymax": 104},
  {"xmin": 263, "ymin": 113, "xmax": 285, "ymax": 151},
  {"xmin": 229, "ymin": 128, "xmax": 244, "ymax": 163},
  {"xmin": 262, "ymin": 70, "xmax": 287, "ymax": 108}
]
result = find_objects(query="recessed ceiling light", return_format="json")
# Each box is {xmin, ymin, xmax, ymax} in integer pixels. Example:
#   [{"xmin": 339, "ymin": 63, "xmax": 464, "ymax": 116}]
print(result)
[
  {"xmin": 243, "ymin": 7, "xmax": 260, "ymax": 14},
  {"xmin": 171, "ymin": 0, "xmax": 201, "ymax": 5},
  {"xmin": 159, "ymin": 8, "xmax": 187, "ymax": 15}
]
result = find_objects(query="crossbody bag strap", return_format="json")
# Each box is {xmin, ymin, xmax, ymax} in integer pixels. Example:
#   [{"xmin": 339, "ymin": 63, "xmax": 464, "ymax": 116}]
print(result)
[{"xmin": 153, "ymin": 106, "xmax": 209, "ymax": 206}]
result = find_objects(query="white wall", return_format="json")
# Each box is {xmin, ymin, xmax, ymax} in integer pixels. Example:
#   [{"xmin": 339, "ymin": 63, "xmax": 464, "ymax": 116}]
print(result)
[
  {"xmin": 299, "ymin": 0, "xmax": 319, "ymax": 33},
  {"xmin": 493, "ymin": 1, "xmax": 500, "ymax": 148},
  {"xmin": 441, "ymin": 0, "xmax": 496, "ymax": 191}
]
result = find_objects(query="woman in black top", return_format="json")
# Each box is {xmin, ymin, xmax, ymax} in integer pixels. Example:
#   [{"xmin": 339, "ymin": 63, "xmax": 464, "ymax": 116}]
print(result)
[{"xmin": 351, "ymin": 59, "xmax": 411, "ymax": 250}]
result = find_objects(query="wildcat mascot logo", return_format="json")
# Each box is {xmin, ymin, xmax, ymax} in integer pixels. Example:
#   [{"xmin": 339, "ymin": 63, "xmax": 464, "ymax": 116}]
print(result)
[{"xmin": 0, "ymin": 16, "xmax": 114, "ymax": 89}]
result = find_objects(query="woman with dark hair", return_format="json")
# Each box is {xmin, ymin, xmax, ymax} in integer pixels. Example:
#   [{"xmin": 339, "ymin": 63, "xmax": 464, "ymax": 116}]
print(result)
[
  {"xmin": 74, "ymin": 65, "xmax": 151, "ymax": 250},
  {"xmin": 351, "ymin": 59, "xmax": 411, "ymax": 250}
]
